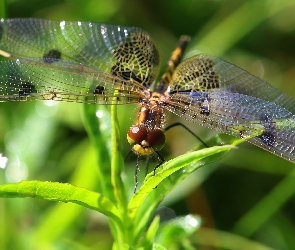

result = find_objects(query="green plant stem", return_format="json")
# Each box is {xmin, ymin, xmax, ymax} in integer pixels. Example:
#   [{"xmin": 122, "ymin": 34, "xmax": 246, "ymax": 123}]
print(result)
[
  {"xmin": 83, "ymin": 104, "xmax": 114, "ymax": 199},
  {"xmin": 110, "ymin": 103, "xmax": 129, "ymax": 248},
  {"xmin": 110, "ymin": 104, "xmax": 127, "ymax": 209}
]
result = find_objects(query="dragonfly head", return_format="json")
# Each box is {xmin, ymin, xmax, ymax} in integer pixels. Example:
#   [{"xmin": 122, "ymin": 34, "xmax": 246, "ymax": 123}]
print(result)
[{"xmin": 127, "ymin": 125, "xmax": 165, "ymax": 156}]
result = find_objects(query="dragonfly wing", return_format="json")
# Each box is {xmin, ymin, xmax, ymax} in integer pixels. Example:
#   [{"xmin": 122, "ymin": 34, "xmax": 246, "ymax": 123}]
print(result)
[
  {"xmin": 0, "ymin": 58, "xmax": 144, "ymax": 104},
  {"xmin": 167, "ymin": 53, "xmax": 295, "ymax": 161},
  {"xmin": 167, "ymin": 89, "xmax": 295, "ymax": 162},
  {"xmin": 0, "ymin": 18, "xmax": 161, "ymax": 88},
  {"xmin": 248, "ymin": 131, "xmax": 295, "ymax": 162},
  {"xmin": 170, "ymin": 53, "xmax": 295, "ymax": 113}
]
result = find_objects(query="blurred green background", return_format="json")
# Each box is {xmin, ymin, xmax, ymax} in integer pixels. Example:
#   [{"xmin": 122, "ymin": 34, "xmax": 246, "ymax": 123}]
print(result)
[{"xmin": 1, "ymin": 0, "xmax": 295, "ymax": 249}]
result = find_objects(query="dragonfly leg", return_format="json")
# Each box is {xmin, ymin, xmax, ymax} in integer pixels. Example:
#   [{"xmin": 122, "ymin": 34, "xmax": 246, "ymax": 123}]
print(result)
[
  {"xmin": 134, "ymin": 155, "xmax": 141, "ymax": 193},
  {"xmin": 153, "ymin": 151, "xmax": 165, "ymax": 176},
  {"xmin": 145, "ymin": 156, "xmax": 150, "ymax": 177},
  {"xmin": 164, "ymin": 122, "xmax": 209, "ymax": 148}
]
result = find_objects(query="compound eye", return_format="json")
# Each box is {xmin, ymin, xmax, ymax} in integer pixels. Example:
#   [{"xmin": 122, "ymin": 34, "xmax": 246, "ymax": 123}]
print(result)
[
  {"xmin": 127, "ymin": 125, "xmax": 148, "ymax": 145},
  {"xmin": 147, "ymin": 129, "xmax": 166, "ymax": 151}
]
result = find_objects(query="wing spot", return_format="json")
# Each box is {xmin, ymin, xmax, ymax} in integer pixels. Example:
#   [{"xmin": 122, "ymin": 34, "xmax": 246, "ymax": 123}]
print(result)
[
  {"xmin": 43, "ymin": 49, "xmax": 62, "ymax": 64},
  {"xmin": 172, "ymin": 55, "xmax": 221, "ymax": 92},
  {"xmin": 258, "ymin": 115, "xmax": 277, "ymax": 147},
  {"xmin": 19, "ymin": 82, "xmax": 37, "ymax": 97},
  {"xmin": 94, "ymin": 86, "xmax": 105, "ymax": 94},
  {"xmin": 111, "ymin": 31, "xmax": 159, "ymax": 88}
]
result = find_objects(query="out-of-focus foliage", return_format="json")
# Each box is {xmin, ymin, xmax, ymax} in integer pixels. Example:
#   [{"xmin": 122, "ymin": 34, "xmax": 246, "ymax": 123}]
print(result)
[{"xmin": 1, "ymin": 0, "xmax": 295, "ymax": 249}]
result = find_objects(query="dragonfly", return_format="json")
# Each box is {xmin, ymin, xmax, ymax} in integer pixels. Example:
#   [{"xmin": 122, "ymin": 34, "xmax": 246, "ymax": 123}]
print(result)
[{"xmin": 0, "ymin": 18, "xmax": 295, "ymax": 185}]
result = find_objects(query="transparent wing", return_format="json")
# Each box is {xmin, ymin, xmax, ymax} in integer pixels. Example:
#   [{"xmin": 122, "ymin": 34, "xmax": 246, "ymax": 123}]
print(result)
[
  {"xmin": 0, "ymin": 58, "xmax": 144, "ymax": 104},
  {"xmin": 167, "ymin": 54, "xmax": 295, "ymax": 162},
  {"xmin": 0, "ymin": 18, "xmax": 161, "ymax": 91},
  {"xmin": 170, "ymin": 54, "xmax": 295, "ymax": 113}
]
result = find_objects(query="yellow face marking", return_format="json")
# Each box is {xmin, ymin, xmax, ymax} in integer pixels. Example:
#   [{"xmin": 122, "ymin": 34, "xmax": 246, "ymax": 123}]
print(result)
[{"xmin": 133, "ymin": 144, "xmax": 155, "ymax": 156}]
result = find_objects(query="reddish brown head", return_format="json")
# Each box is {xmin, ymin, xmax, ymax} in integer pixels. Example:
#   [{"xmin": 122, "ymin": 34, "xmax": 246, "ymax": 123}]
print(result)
[{"xmin": 127, "ymin": 125, "xmax": 166, "ymax": 156}]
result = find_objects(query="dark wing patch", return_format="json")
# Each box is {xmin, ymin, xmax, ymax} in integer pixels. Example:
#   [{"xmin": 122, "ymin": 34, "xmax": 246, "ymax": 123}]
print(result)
[
  {"xmin": 0, "ymin": 58, "xmax": 144, "ymax": 104},
  {"xmin": 166, "ymin": 89, "xmax": 295, "ymax": 162},
  {"xmin": 170, "ymin": 54, "xmax": 221, "ymax": 92},
  {"xmin": 0, "ymin": 20, "xmax": 151, "ymax": 102},
  {"xmin": 0, "ymin": 19, "xmax": 161, "ymax": 83},
  {"xmin": 111, "ymin": 32, "xmax": 160, "ymax": 88},
  {"xmin": 43, "ymin": 49, "xmax": 62, "ymax": 64},
  {"xmin": 94, "ymin": 85, "xmax": 105, "ymax": 95},
  {"xmin": 258, "ymin": 115, "xmax": 277, "ymax": 147},
  {"xmin": 18, "ymin": 82, "xmax": 37, "ymax": 96}
]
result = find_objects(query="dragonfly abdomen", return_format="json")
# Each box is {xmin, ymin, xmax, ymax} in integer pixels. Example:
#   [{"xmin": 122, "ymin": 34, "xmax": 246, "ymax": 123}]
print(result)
[{"xmin": 156, "ymin": 36, "xmax": 190, "ymax": 94}]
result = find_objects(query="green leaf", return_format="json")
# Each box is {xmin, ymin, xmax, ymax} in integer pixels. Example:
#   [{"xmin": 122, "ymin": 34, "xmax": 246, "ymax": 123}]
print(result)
[
  {"xmin": 82, "ymin": 104, "xmax": 115, "ymax": 200},
  {"xmin": 0, "ymin": 180, "xmax": 119, "ymax": 219},
  {"xmin": 195, "ymin": 227, "xmax": 274, "ymax": 250},
  {"xmin": 30, "ymin": 140, "xmax": 104, "ymax": 244},
  {"xmin": 130, "ymin": 145, "xmax": 234, "ymax": 209},
  {"xmin": 152, "ymin": 243, "xmax": 167, "ymax": 250},
  {"xmin": 155, "ymin": 214, "xmax": 201, "ymax": 249},
  {"xmin": 145, "ymin": 215, "xmax": 160, "ymax": 247},
  {"xmin": 128, "ymin": 144, "xmax": 235, "ymax": 242}
]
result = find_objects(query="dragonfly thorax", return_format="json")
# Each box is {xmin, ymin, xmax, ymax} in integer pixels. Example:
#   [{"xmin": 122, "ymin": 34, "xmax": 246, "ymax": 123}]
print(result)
[{"xmin": 127, "ymin": 91, "xmax": 166, "ymax": 156}]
